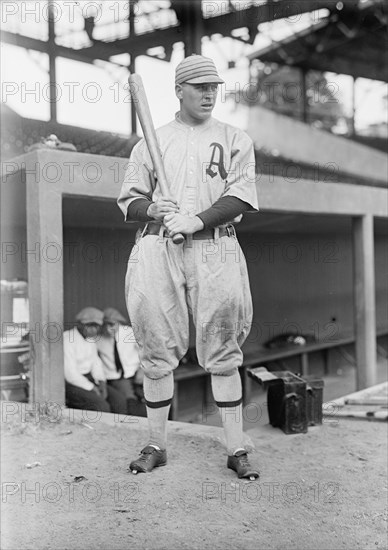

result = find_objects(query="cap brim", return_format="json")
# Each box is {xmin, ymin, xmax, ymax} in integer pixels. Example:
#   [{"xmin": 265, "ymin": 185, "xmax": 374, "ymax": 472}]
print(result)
[
  {"xmin": 104, "ymin": 316, "xmax": 126, "ymax": 324},
  {"xmin": 183, "ymin": 75, "xmax": 224, "ymax": 84}
]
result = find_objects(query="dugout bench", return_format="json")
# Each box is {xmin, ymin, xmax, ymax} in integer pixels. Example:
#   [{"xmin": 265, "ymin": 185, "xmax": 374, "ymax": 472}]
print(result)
[{"xmin": 170, "ymin": 327, "xmax": 388, "ymax": 421}]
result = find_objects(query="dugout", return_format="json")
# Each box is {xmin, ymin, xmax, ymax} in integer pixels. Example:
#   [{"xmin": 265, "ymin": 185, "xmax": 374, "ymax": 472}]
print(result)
[{"xmin": 1, "ymin": 148, "xmax": 387, "ymax": 414}]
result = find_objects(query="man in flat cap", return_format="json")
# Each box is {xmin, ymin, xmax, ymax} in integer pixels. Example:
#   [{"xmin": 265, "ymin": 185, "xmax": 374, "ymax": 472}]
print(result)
[
  {"xmin": 63, "ymin": 307, "xmax": 127, "ymax": 414},
  {"xmin": 118, "ymin": 55, "xmax": 259, "ymax": 479},
  {"xmin": 97, "ymin": 307, "xmax": 144, "ymax": 412}
]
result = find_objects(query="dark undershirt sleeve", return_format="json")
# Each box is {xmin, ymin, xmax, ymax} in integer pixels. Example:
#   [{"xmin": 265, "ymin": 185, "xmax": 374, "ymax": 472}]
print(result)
[
  {"xmin": 126, "ymin": 196, "xmax": 250, "ymax": 227},
  {"xmin": 196, "ymin": 196, "xmax": 251, "ymax": 229},
  {"xmin": 126, "ymin": 198, "xmax": 154, "ymax": 222}
]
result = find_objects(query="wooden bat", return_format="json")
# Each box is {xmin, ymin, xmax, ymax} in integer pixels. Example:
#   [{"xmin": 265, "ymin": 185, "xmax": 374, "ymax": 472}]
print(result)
[{"xmin": 128, "ymin": 73, "xmax": 184, "ymax": 245}]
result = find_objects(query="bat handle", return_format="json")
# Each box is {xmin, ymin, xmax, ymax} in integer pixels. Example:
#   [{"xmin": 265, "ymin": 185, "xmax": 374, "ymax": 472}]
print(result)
[
  {"xmin": 160, "ymin": 220, "xmax": 185, "ymax": 244},
  {"xmin": 172, "ymin": 233, "xmax": 185, "ymax": 244},
  {"xmin": 161, "ymin": 215, "xmax": 185, "ymax": 244}
]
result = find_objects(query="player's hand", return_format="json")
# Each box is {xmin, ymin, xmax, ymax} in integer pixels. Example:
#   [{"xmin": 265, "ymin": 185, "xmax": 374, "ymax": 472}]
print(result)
[
  {"xmin": 164, "ymin": 213, "xmax": 204, "ymax": 236},
  {"xmin": 97, "ymin": 381, "xmax": 108, "ymax": 400},
  {"xmin": 147, "ymin": 198, "xmax": 179, "ymax": 220}
]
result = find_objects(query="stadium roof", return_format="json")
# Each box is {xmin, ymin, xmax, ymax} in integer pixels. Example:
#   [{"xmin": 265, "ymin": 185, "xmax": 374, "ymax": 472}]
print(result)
[
  {"xmin": 248, "ymin": 0, "xmax": 388, "ymax": 82},
  {"xmin": 2, "ymin": 1, "xmax": 361, "ymax": 64}
]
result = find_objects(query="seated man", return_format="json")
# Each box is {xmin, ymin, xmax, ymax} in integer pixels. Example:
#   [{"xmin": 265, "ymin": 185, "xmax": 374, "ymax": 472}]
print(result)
[
  {"xmin": 97, "ymin": 308, "xmax": 144, "ymax": 411},
  {"xmin": 63, "ymin": 307, "xmax": 127, "ymax": 414}
]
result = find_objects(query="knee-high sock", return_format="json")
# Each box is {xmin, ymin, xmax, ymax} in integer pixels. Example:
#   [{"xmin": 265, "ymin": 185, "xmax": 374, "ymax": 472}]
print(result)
[
  {"xmin": 211, "ymin": 372, "xmax": 244, "ymax": 455},
  {"xmin": 143, "ymin": 374, "xmax": 174, "ymax": 450}
]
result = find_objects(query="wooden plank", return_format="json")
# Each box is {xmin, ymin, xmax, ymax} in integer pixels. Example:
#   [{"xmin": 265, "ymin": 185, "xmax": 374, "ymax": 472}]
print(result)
[
  {"xmin": 323, "ymin": 382, "xmax": 388, "ymax": 421},
  {"xmin": 345, "ymin": 398, "xmax": 387, "ymax": 406},
  {"xmin": 327, "ymin": 409, "xmax": 387, "ymax": 421},
  {"xmin": 352, "ymin": 215, "xmax": 377, "ymax": 389},
  {"xmin": 242, "ymin": 338, "xmax": 354, "ymax": 366},
  {"xmin": 328, "ymin": 381, "xmax": 388, "ymax": 407}
]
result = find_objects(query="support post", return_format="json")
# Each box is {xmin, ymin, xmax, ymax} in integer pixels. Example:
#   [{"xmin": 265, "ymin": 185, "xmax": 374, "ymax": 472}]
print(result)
[
  {"xmin": 183, "ymin": 1, "xmax": 203, "ymax": 55},
  {"xmin": 352, "ymin": 214, "xmax": 377, "ymax": 389},
  {"xmin": 129, "ymin": 0, "xmax": 137, "ymax": 134},
  {"xmin": 301, "ymin": 68, "xmax": 308, "ymax": 123},
  {"xmin": 351, "ymin": 76, "xmax": 357, "ymax": 136},
  {"xmin": 25, "ymin": 154, "xmax": 65, "ymax": 405},
  {"xmin": 48, "ymin": 0, "xmax": 57, "ymax": 122}
]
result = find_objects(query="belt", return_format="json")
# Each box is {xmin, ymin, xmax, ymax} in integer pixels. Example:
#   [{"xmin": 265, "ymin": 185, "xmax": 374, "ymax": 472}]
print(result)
[{"xmin": 143, "ymin": 222, "xmax": 236, "ymax": 240}]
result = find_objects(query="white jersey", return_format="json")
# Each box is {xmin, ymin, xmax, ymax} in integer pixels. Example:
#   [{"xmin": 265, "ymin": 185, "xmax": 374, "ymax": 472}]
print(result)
[{"xmin": 118, "ymin": 114, "xmax": 259, "ymax": 221}]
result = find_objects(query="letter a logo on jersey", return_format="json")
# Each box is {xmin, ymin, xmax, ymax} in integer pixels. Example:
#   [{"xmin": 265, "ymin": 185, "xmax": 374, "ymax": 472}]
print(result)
[{"xmin": 206, "ymin": 142, "xmax": 228, "ymax": 180}]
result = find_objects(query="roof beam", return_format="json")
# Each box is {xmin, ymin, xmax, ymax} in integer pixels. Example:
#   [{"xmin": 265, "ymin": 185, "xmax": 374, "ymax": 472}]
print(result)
[
  {"xmin": 1, "ymin": 30, "xmax": 96, "ymax": 65},
  {"xmin": 204, "ymin": 1, "xmax": 334, "ymax": 36},
  {"xmin": 1, "ymin": 1, "xmax": 338, "ymax": 64}
]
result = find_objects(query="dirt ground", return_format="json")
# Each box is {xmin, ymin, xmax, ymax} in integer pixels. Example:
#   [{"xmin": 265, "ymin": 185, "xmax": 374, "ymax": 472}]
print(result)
[{"xmin": 1, "ymin": 402, "xmax": 387, "ymax": 550}]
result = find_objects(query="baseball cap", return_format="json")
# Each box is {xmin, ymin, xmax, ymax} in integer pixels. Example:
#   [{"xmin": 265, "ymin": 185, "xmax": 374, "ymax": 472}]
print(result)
[
  {"xmin": 175, "ymin": 55, "xmax": 224, "ymax": 85},
  {"xmin": 103, "ymin": 307, "xmax": 127, "ymax": 324},
  {"xmin": 75, "ymin": 307, "xmax": 104, "ymax": 325}
]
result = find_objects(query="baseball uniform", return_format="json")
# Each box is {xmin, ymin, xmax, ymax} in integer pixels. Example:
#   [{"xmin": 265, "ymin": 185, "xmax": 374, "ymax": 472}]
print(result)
[
  {"xmin": 120, "ymin": 54, "xmax": 260, "ymax": 480},
  {"xmin": 118, "ymin": 115, "xmax": 258, "ymax": 378}
]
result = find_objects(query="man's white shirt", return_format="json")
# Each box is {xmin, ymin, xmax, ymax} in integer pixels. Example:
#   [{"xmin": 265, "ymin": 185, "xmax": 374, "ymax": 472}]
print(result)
[
  {"xmin": 97, "ymin": 324, "xmax": 140, "ymax": 380},
  {"xmin": 63, "ymin": 327, "xmax": 106, "ymax": 391}
]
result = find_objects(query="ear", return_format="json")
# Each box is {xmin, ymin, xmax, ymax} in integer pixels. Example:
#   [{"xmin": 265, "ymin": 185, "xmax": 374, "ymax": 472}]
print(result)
[{"xmin": 175, "ymin": 84, "xmax": 183, "ymax": 100}]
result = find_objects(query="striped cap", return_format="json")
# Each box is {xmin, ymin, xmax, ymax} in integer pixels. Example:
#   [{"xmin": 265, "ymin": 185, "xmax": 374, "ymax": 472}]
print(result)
[
  {"xmin": 103, "ymin": 307, "xmax": 127, "ymax": 324},
  {"xmin": 175, "ymin": 55, "xmax": 224, "ymax": 85},
  {"xmin": 75, "ymin": 307, "xmax": 104, "ymax": 325}
]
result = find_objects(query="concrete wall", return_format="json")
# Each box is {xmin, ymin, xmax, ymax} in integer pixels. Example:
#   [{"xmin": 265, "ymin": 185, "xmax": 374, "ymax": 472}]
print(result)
[{"xmin": 248, "ymin": 105, "xmax": 388, "ymax": 184}]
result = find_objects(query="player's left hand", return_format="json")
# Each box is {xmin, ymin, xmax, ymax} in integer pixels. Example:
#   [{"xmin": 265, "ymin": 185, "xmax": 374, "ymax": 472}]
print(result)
[
  {"xmin": 164, "ymin": 213, "xmax": 204, "ymax": 236},
  {"xmin": 98, "ymin": 381, "xmax": 108, "ymax": 400}
]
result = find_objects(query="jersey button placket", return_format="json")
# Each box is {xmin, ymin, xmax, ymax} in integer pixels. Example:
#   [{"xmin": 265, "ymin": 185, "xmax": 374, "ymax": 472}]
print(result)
[
  {"xmin": 182, "ymin": 128, "xmax": 193, "ymax": 213},
  {"xmin": 189, "ymin": 128, "xmax": 194, "ymax": 179},
  {"xmin": 187, "ymin": 127, "xmax": 196, "ymax": 213}
]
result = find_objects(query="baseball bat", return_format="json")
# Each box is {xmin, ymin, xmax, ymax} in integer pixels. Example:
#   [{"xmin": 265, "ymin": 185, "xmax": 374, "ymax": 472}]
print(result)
[{"xmin": 128, "ymin": 73, "xmax": 185, "ymax": 245}]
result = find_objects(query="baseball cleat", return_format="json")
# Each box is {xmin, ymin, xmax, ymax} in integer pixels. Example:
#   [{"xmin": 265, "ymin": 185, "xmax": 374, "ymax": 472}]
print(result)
[
  {"xmin": 128, "ymin": 445, "xmax": 167, "ymax": 474},
  {"xmin": 227, "ymin": 450, "xmax": 260, "ymax": 480}
]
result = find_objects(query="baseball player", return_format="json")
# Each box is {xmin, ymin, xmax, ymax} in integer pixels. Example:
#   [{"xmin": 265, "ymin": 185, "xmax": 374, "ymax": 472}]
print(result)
[{"xmin": 118, "ymin": 55, "xmax": 259, "ymax": 479}]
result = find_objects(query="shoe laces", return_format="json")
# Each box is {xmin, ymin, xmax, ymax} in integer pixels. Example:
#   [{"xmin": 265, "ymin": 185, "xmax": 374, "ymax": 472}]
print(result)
[
  {"xmin": 137, "ymin": 446, "xmax": 158, "ymax": 461},
  {"xmin": 235, "ymin": 451, "xmax": 249, "ymax": 465}
]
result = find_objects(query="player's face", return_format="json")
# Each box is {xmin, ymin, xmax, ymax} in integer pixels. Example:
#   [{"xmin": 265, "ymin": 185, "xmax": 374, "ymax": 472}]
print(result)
[
  {"xmin": 78, "ymin": 322, "xmax": 101, "ymax": 341},
  {"xmin": 176, "ymin": 83, "xmax": 219, "ymax": 124},
  {"xmin": 103, "ymin": 321, "xmax": 119, "ymax": 337}
]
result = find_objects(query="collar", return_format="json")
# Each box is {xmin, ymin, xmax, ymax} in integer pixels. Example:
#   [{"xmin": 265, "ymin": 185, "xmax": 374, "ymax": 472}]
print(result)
[{"xmin": 174, "ymin": 111, "xmax": 214, "ymax": 130}]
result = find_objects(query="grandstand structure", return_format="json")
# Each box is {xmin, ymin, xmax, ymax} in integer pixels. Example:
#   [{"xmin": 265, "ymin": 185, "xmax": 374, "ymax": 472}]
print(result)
[{"xmin": 1, "ymin": 0, "xmax": 387, "ymax": 414}]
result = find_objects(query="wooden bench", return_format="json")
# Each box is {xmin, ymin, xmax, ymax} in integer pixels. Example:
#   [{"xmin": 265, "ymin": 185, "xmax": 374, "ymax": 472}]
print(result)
[{"xmin": 170, "ymin": 328, "xmax": 388, "ymax": 420}]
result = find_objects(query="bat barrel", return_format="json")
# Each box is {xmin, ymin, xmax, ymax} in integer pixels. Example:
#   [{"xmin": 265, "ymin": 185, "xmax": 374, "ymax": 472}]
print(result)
[
  {"xmin": 128, "ymin": 74, "xmax": 185, "ymax": 245},
  {"xmin": 128, "ymin": 74, "xmax": 170, "ymax": 198}
]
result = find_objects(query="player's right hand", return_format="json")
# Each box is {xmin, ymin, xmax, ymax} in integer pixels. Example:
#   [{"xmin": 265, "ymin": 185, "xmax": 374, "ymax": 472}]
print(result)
[{"xmin": 147, "ymin": 198, "xmax": 179, "ymax": 220}]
